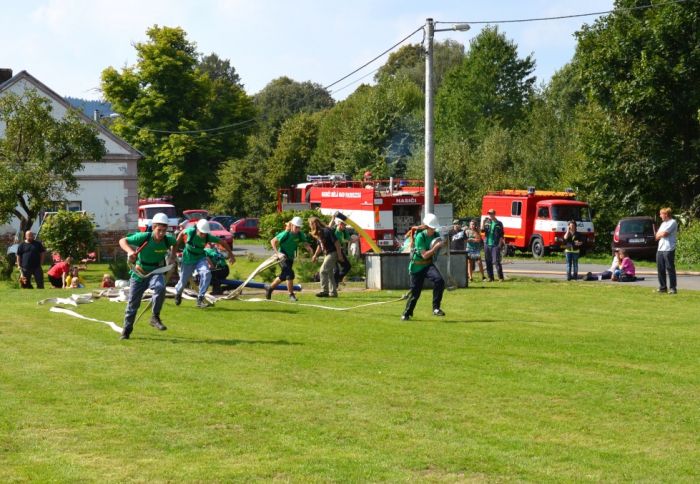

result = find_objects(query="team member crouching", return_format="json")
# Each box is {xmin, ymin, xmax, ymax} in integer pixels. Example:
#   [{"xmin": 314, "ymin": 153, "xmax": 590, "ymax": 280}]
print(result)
[
  {"xmin": 119, "ymin": 213, "xmax": 176, "ymax": 340},
  {"xmin": 401, "ymin": 213, "xmax": 446, "ymax": 321},
  {"xmin": 265, "ymin": 216, "xmax": 314, "ymax": 302}
]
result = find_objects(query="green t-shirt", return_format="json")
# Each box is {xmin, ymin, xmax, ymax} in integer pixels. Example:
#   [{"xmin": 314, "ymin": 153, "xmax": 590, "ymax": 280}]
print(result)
[
  {"xmin": 334, "ymin": 227, "xmax": 349, "ymax": 247},
  {"xmin": 204, "ymin": 247, "xmax": 228, "ymax": 270},
  {"xmin": 408, "ymin": 230, "xmax": 439, "ymax": 274},
  {"xmin": 275, "ymin": 230, "xmax": 308, "ymax": 262},
  {"xmin": 125, "ymin": 231, "xmax": 177, "ymax": 281},
  {"xmin": 181, "ymin": 226, "xmax": 221, "ymax": 265}
]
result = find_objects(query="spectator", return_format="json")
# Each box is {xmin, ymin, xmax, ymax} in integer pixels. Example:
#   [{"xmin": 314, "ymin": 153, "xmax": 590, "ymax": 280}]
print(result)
[
  {"xmin": 101, "ymin": 273, "xmax": 115, "ymax": 288},
  {"xmin": 585, "ymin": 249, "xmax": 620, "ymax": 281},
  {"xmin": 65, "ymin": 266, "xmax": 85, "ymax": 288},
  {"xmin": 655, "ymin": 207, "xmax": 678, "ymax": 294},
  {"xmin": 465, "ymin": 219, "xmax": 486, "ymax": 282},
  {"xmin": 613, "ymin": 249, "xmax": 637, "ymax": 282},
  {"xmin": 265, "ymin": 217, "xmax": 314, "ymax": 302},
  {"xmin": 482, "ymin": 209, "xmax": 505, "ymax": 281},
  {"xmin": 563, "ymin": 220, "xmax": 585, "ymax": 281},
  {"xmin": 47, "ymin": 256, "xmax": 72, "ymax": 288},
  {"xmin": 449, "ymin": 220, "xmax": 466, "ymax": 252},
  {"xmin": 331, "ymin": 218, "xmax": 352, "ymax": 286},
  {"xmin": 15, "ymin": 230, "xmax": 46, "ymax": 289},
  {"xmin": 310, "ymin": 216, "xmax": 344, "ymax": 298}
]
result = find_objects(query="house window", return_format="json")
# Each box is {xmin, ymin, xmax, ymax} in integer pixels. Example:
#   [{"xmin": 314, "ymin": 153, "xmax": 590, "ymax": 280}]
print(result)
[
  {"xmin": 511, "ymin": 201, "xmax": 522, "ymax": 216},
  {"xmin": 65, "ymin": 201, "xmax": 82, "ymax": 212}
]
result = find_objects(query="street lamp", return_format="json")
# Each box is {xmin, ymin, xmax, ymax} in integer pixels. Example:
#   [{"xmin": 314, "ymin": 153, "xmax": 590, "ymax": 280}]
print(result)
[{"xmin": 424, "ymin": 18, "xmax": 470, "ymax": 216}]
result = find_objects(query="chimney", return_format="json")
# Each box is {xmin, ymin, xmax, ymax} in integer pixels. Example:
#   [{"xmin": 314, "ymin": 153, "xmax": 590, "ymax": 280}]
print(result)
[{"xmin": 0, "ymin": 68, "xmax": 13, "ymax": 84}]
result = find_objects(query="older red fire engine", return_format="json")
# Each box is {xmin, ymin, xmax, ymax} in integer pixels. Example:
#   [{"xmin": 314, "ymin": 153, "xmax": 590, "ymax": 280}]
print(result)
[
  {"xmin": 277, "ymin": 174, "xmax": 453, "ymax": 253},
  {"xmin": 481, "ymin": 188, "xmax": 595, "ymax": 257},
  {"xmin": 137, "ymin": 198, "xmax": 179, "ymax": 232}
]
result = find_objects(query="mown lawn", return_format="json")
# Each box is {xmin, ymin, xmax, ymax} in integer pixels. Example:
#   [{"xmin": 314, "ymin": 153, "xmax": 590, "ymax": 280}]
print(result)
[{"xmin": 1, "ymin": 264, "xmax": 698, "ymax": 482}]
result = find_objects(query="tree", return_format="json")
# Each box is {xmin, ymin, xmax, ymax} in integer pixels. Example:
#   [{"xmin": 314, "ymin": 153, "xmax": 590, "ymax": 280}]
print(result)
[
  {"xmin": 40, "ymin": 210, "xmax": 98, "ymax": 260},
  {"xmin": 0, "ymin": 90, "xmax": 106, "ymax": 233},
  {"xmin": 573, "ymin": 0, "xmax": 700, "ymax": 216},
  {"xmin": 101, "ymin": 25, "xmax": 255, "ymax": 209}
]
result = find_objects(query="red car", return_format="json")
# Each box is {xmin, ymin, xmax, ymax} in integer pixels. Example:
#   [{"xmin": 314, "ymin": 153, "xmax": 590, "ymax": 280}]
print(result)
[
  {"xmin": 230, "ymin": 217, "xmax": 259, "ymax": 239},
  {"xmin": 180, "ymin": 220, "xmax": 234, "ymax": 246}
]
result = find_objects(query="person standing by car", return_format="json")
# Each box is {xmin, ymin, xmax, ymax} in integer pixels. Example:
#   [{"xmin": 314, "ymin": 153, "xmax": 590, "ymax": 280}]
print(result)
[
  {"xmin": 655, "ymin": 207, "xmax": 678, "ymax": 294},
  {"xmin": 174, "ymin": 219, "xmax": 235, "ymax": 308},
  {"xmin": 401, "ymin": 213, "xmax": 446, "ymax": 321},
  {"xmin": 482, "ymin": 209, "xmax": 505, "ymax": 282},
  {"xmin": 265, "ymin": 216, "xmax": 314, "ymax": 302},
  {"xmin": 15, "ymin": 230, "xmax": 46, "ymax": 289},
  {"xmin": 563, "ymin": 220, "xmax": 585, "ymax": 281}
]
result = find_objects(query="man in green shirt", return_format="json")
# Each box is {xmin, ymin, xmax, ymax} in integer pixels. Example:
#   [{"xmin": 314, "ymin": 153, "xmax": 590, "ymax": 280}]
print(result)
[
  {"xmin": 174, "ymin": 219, "xmax": 235, "ymax": 308},
  {"xmin": 204, "ymin": 245, "xmax": 230, "ymax": 295},
  {"xmin": 118, "ymin": 213, "xmax": 177, "ymax": 340},
  {"xmin": 332, "ymin": 218, "xmax": 352, "ymax": 286},
  {"xmin": 401, "ymin": 213, "xmax": 446, "ymax": 321},
  {"xmin": 265, "ymin": 216, "xmax": 314, "ymax": 302}
]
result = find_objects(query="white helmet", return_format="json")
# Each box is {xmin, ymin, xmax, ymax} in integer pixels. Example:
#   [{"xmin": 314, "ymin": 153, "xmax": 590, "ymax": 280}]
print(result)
[
  {"xmin": 335, "ymin": 218, "xmax": 346, "ymax": 225},
  {"xmin": 290, "ymin": 216, "xmax": 303, "ymax": 227},
  {"xmin": 152, "ymin": 213, "xmax": 169, "ymax": 226},
  {"xmin": 196, "ymin": 219, "xmax": 211, "ymax": 234},
  {"xmin": 423, "ymin": 213, "xmax": 440, "ymax": 229}
]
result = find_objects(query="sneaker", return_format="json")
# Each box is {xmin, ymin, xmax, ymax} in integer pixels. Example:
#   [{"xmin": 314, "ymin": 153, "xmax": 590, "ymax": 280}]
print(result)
[
  {"xmin": 669, "ymin": 289, "xmax": 677, "ymax": 294},
  {"xmin": 329, "ymin": 292, "xmax": 338, "ymax": 298},
  {"xmin": 289, "ymin": 294, "xmax": 298, "ymax": 302},
  {"xmin": 196, "ymin": 296, "xmax": 207, "ymax": 308},
  {"xmin": 316, "ymin": 291, "xmax": 329, "ymax": 298},
  {"xmin": 149, "ymin": 315, "xmax": 167, "ymax": 331},
  {"xmin": 433, "ymin": 308, "xmax": 446, "ymax": 316},
  {"xmin": 264, "ymin": 283, "xmax": 273, "ymax": 300},
  {"xmin": 174, "ymin": 293, "xmax": 182, "ymax": 306},
  {"xmin": 655, "ymin": 288, "xmax": 668, "ymax": 293},
  {"xmin": 401, "ymin": 314, "xmax": 410, "ymax": 321},
  {"xmin": 120, "ymin": 325, "xmax": 132, "ymax": 340}
]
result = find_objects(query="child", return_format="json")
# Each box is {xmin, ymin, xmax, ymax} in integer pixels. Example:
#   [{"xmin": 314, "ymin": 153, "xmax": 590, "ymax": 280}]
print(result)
[
  {"xmin": 264, "ymin": 216, "xmax": 314, "ymax": 302},
  {"xmin": 101, "ymin": 273, "xmax": 115, "ymax": 288},
  {"xmin": 613, "ymin": 249, "xmax": 636, "ymax": 282},
  {"xmin": 65, "ymin": 266, "xmax": 84, "ymax": 288}
]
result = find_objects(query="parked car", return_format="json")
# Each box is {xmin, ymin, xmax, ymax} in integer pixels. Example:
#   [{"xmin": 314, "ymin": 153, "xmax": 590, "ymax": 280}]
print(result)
[
  {"xmin": 180, "ymin": 220, "xmax": 234, "ymax": 246},
  {"xmin": 612, "ymin": 216, "xmax": 658, "ymax": 260},
  {"xmin": 230, "ymin": 217, "xmax": 259, "ymax": 239},
  {"xmin": 179, "ymin": 209, "xmax": 210, "ymax": 230},
  {"xmin": 210, "ymin": 215, "xmax": 239, "ymax": 230}
]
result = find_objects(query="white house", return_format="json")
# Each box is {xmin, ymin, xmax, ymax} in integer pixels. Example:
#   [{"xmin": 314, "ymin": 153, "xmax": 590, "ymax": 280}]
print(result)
[{"xmin": 0, "ymin": 69, "xmax": 141, "ymax": 253}]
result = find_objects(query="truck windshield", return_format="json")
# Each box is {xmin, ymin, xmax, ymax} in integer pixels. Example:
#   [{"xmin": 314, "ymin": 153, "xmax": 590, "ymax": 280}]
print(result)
[
  {"xmin": 145, "ymin": 207, "xmax": 177, "ymax": 219},
  {"xmin": 551, "ymin": 205, "xmax": 591, "ymax": 222}
]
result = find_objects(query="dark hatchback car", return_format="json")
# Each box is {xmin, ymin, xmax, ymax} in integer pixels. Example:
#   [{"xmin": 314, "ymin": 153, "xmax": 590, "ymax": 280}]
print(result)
[{"xmin": 612, "ymin": 216, "xmax": 658, "ymax": 260}]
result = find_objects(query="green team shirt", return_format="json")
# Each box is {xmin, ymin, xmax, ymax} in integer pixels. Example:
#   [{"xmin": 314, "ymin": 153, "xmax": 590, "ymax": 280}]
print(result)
[
  {"xmin": 204, "ymin": 247, "xmax": 228, "ymax": 270},
  {"xmin": 181, "ymin": 226, "xmax": 221, "ymax": 265},
  {"xmin": 408, "ymin": 230, "xmax": 439, "ymax": 274},
  {"xmin": 125, "ymin": 231, "xmax": 177, "ymax": 281},
  {"xmin": 275, "ymin": 230, "xmax": 308, "ymax": 262},
  {"xmin": 334, "ymin": 227, "xmax": 348, "ymax": 247}
]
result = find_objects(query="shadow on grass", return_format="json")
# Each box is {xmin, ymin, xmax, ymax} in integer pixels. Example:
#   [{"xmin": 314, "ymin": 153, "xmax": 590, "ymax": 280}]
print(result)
[{"xmin": 139, "ymin": 335, "xmax": 303, "ymax": 346}]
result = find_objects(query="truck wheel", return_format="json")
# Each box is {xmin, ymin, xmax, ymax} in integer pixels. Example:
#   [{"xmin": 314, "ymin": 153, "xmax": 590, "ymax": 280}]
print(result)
[{"xmin": 531, "ymin": 237, "xmax": 545, "ymax": 258}]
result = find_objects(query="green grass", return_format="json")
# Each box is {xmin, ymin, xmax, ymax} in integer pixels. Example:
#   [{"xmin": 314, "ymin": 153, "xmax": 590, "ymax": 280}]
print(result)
[{"xmin": 1, "ymin": 266, "xmax": 699, "ymax": 481}]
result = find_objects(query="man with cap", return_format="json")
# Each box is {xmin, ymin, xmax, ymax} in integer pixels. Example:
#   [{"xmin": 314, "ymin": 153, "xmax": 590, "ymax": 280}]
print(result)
[
  {"xmin": 265, "ymin": 216, "xmax": 314, "ymax": 302},
  {"xmin": 401, "ymin": 213, "xmax": 446, "ymax": 321},
  {"xmin": 118, "ymin": 213, "xmax": 177, "ymax": 340},
  {"xmin": 174, "ymin": 218, "xmax": 235, "ymax": 308},
  {"xmin": 482, "ymin": 209, "xmax": 505, "ymax": 281}
]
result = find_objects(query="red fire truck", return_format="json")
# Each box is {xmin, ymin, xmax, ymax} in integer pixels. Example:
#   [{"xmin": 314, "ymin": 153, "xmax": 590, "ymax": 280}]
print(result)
[
  {"xmin": 277, "ymin": 174, "xmax": 453, "ymax": 253},
  {"xmin": 137, "ymin": 198, "xmax": 179, "ymax": 232},
  {"xmin": 481, "ymin": 188, "xmax": 595, "ymax": 257}
]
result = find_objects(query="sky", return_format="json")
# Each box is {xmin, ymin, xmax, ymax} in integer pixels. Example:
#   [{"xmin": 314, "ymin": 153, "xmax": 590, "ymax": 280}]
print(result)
[{"xmin": 1, "ymin": 0, "xmax": 615, "ymax": 101}]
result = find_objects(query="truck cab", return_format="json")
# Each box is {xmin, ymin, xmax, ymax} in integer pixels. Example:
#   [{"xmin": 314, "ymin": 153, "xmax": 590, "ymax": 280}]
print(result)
[{"xmin": 137, "ymin": 198, "xmax": 179, "ymax": 233}]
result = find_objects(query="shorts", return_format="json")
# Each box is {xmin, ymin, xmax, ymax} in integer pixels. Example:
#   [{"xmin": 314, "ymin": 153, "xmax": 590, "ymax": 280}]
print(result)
[
  {"xmin": 468, "ymin": 251, "xmax": 481, "ymax": 261},
  {"xmin": 278, "ymin": 258, "xmax": 295, "ymax": 281}
]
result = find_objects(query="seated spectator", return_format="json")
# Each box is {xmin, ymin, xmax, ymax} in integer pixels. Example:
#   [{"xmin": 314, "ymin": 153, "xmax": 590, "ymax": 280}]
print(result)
[
  {"xmin": 65, "ymin": 266, "xmax": 85, "ymax": 288},
  {"xmin": 585, "ymin": 249, "xmax": 620, "ymax": 281},
  {"xmin": 47, "ymin": 256, "xmax": 72, "ymax": 288},
  {"xmin": 101, "ymin": 273, "xmax": 115, "ymax": 288},
  {"xmin": 613, "ymin": 249, "xmax": 636, "ymax": 282}
]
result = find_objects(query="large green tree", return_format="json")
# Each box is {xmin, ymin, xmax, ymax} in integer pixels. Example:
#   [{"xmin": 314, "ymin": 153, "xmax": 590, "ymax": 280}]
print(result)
[
  {"xmin": 0, "ymin": 90, "xmax": 106, "ymax": 233},
  {"xmin": 101, "ymin": 25, "xmax": 255, "ymax": 209},
  {"xmin": 573, "ymin": 0, "xmax": 700, "ymax": 216}
]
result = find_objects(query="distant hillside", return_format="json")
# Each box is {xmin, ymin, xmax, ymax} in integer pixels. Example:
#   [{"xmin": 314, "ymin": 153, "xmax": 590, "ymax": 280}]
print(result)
[{"xmin": 65, "ymin": 97, "xmax": 114, "ymax": 118}]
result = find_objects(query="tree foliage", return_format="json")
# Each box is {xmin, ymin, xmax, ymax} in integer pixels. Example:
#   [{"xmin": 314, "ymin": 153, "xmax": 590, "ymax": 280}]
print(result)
[
  {"xmin": 101, "ymin": 25, "xmax": 255, "ymax": 209},
  {"xmin": 0, "ymin": 90, "xmax": 106, "ymax": 233},
  {"xmin": 40, "ymin": 210, "xmax": 98, "ymax": 260}
]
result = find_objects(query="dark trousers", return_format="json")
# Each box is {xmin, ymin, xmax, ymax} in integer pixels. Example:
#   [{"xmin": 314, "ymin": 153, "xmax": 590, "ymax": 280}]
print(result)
[
  {"xmin": 334, "ymin": 250, "xmax": 352, "ymax": 284},
  {"xmin": 485, "ymin": 245, "xmax": 503, "ymax": 280},
  {"xmin": 210, "ymin": 266, "xmax": 230, "ymax": 294},
  {"xmin": 656, "ymin": 250, "xmax": 676, "ymax": 291},
  {"xmin": 20, "ymin": 265, "xmax": 44, "ymax": 289},
  {"xmin": 123, "ymin": 274, "xmax": 166, "ymax": 331},
  {"xmin": 403, "ymin": 265, "xmax": 445, "ymax": 317},
  {"xmin": 565, "ymin": 252, "xmax": 579, "ymax": 280}
]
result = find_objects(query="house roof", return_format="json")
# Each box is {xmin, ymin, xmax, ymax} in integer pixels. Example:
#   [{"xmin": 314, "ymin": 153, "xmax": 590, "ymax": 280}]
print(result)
[{"xmin": 0, "ymin": 70, "xmax": 142, "ymax": 160}]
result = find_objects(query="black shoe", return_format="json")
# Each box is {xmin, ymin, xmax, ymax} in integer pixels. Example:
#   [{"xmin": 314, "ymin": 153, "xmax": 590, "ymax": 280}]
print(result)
[
  {"xmin": 264, "ymin": 284, "xmax": 273, "ymax": 300},
  {"xmin": 175, "ymin": 293, "xmax": 182, "ymax": 306},
  {"xmin": 197, "ymin": 296, "xmax": 207, "ymax": 308},
  {"xmin": 149, "ymin": 314, "xmax": 167, "ymax": 331},
  {"xmin": 401, "ymin": 314, "xmax": 410, "ymax": 321},
  {"xmin": 329, "ymin": 292, "xmax": 338, "ymax": 298},
  {"xmin": 433, "ymin": 308, "xmax": 446, "ymax": 316},
  {"xmin": 120, "ymin": 325, "xmax": 132, "ymax": 340},
  {"xmin": 669, "ymin": 289, "xmax": 677, "ymax": 294},
  {"xmin": 655, "ymin": 288, "xmax": 668, "ymax": 293},
  {"xmin": 316, "ymin": 291, "xmax": 329, "ymax": 298}
]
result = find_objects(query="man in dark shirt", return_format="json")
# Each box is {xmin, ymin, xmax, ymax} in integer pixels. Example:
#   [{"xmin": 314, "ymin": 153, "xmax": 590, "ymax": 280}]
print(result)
[{"xmin": 16, "ymin": 231, "xmax": 46, "ymax": 289}]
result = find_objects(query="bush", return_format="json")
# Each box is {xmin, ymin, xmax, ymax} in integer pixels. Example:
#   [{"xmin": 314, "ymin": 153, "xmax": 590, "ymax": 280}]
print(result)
[
  {"xmin": 677, "ymin": 219, "xmax": 700, "ymax": 266},
  {"xmin": 108, "ymin": 257, "xmax": 131, "ymax": 280},
  {"xmin": 40, "ymin": 211, "xmax": 97, "ymax": 260},
  {"xmin": 0, "ymin": 253, "xmax": 15, "ymax": 281}
]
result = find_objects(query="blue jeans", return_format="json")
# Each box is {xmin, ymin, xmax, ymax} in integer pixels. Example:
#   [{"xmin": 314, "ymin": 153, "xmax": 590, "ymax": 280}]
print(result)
[
  {"xmin": 175, "ymin": 258, "xmax": 212, "ymax": 298},
  {"xmin": 124, "ymin": 274, "xmax": 166, "ymax": 329},
  {"xmin": 656, "ymin": 250, "xmax": 676, "ymax": 290},
  {"xmin": 565, "ymin": 252, "xmax": 579, "ymax": 280}
]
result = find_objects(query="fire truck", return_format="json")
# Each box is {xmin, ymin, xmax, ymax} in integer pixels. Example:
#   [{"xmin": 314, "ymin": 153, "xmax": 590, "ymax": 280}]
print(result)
[
  {"xmin": 137, "ymin": 198, "xmax": 179, "ymax": 233},
  {"xmin": 481, "ymin": 188, "xmax": 595, "ymax": 258},
  {"xmin": 277, "ymin": 174, "xmax": 453, "ymax": 253}
]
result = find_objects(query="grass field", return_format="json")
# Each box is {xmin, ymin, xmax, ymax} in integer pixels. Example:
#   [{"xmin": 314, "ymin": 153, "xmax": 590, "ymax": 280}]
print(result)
[{"xmin": 1, "ymin": 261, "xmax": 699, "ymax": 481}]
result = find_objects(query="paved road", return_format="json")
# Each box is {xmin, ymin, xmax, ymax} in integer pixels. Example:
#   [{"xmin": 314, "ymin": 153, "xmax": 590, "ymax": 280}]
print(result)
[{"xmin": 233, "ymin": 244, "xmax": 700, "ymax": 291}]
